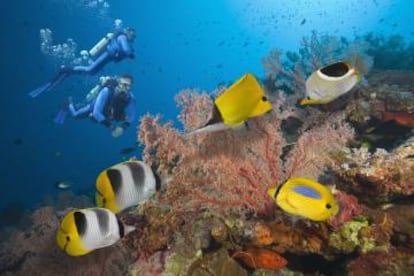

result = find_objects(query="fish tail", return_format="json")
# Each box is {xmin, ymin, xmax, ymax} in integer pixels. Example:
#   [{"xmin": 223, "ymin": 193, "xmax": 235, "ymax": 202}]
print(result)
[{"xmin": 267, "ymin": 187, "xmax": 277, "ymax": 199}]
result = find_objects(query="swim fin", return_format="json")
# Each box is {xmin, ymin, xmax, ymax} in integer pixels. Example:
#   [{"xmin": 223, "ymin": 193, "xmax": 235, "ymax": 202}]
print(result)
[
  {"xmin": 53, "ymin": 109, "xmax": 68, "ymax": 125},
  {"xmin": 28, "ymin": 82, "xmax": 53, "ymax": 98},
  {"xmin": 53, "ymin": 99, "xmax": 71, "ymax": 124},
  {"xmin": 28, "ymin": 67, "xmax": 73, "ymax": 98}
]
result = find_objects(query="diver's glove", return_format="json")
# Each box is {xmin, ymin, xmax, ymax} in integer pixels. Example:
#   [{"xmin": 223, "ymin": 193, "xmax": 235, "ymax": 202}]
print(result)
[{"xmin": 111, "ymin": 126, "xmax": 124, "ymax": 138}]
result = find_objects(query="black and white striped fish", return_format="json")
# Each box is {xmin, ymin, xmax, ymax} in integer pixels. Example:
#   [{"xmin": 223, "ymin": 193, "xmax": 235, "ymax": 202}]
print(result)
[
  {"xmin": 95, "ymin": 160, "xmax": 168, "ymax": 213},
  {"xmin": 56, "ymin": 207, "xmax": 135, "ymax": 256}
]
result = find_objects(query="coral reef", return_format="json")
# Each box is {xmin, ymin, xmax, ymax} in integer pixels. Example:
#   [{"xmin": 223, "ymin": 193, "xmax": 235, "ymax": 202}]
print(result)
[{"xmin": 5, "ymin": 32, "xmax": 414, "ymax": 275}]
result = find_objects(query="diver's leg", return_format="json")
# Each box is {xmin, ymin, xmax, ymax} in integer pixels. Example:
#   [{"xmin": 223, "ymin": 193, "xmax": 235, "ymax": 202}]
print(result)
[{"xmin": 72, "ymin": 52, "xmax": 111, "ymax": 75}]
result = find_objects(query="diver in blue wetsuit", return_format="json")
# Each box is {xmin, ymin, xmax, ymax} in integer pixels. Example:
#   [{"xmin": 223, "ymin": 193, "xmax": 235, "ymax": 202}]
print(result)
[
  {"xmin": 29, "ymin": 27, "xmax": 136, "ymax": 98},
  {"xmin": 55, "ymin": 74, "xmax": 136, "ymax": 138}
]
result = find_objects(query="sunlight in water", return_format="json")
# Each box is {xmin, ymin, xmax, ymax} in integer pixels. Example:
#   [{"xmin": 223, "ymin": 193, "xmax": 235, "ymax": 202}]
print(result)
[{"xmin": 226, "ymin": 0, "xmax": 398, "ymax": 50}]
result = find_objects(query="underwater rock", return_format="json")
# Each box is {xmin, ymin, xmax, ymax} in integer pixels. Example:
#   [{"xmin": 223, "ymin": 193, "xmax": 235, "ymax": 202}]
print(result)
[
  {"xmin": 190, "ymin": 248, "xmax": 248, "ymax": 276},
  {"xmin": 162, "ymin": 248, "xmax": 247, "ymax": 276},
  {"xmin": 128, "ymin": 250, "xmax": 170, "ymax": 276},
  {"xmin": 347, "ymin": 247, "xmax": 414, "ymax": 276},
  {"xmin": 386, "ymin": 204, "xmax": 414, "ymax": 250}
]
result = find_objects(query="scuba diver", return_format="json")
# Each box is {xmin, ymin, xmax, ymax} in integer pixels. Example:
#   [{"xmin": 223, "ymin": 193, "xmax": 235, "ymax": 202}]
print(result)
[
  {"xmin": 29, "ymin": 27, "xmax": 136, "ymax": 98},
  {"xmin": 54, "ymin": 74, "xmax": 136, "ymax": 138}
]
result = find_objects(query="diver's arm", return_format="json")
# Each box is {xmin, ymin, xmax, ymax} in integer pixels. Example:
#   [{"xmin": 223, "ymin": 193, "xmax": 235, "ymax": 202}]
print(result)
[
  {"xmin": 69, "ymin": 103, "xmax": 92, "ymax": 117},
  {"xmin": 117, "ymin": 35, "xmax": 134, "ymax": 58},
  {"xmin": 92, "ymin": 87, "xmax": 110, "ymax": 123}
]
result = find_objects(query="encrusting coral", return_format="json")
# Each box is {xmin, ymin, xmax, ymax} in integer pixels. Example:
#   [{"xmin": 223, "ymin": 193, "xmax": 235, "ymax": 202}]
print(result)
[{"xmin": 332, "ymin": 136, "xmax": 414, "ymax": 205}]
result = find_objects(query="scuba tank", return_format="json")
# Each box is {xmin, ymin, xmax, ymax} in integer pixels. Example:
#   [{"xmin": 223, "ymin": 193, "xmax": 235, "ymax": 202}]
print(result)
[
  {"xmin": 85, "ymin": 76, "xmax": 114, "ymax": 103},
  {"xmin": 89, "ymin": 33, "xmax": 114, "ymax": 57}
]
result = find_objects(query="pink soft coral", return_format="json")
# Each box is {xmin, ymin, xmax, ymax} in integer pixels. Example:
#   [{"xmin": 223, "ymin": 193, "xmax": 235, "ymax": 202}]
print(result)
[{"xmin": 138, "ymin": 89, "xmax": 354, "ymax": 217}]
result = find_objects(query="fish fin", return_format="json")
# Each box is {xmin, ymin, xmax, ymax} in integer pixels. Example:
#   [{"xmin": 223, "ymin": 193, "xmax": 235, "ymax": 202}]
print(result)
[{"xmin": 299, "ymin": 98, "xmax": 327, "ymax": 105}]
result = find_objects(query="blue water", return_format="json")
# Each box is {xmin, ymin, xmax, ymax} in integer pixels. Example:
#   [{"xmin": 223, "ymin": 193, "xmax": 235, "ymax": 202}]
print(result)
[{"xmin": 0, "ymin": 0, "xmax": 413, "ymax": 211}]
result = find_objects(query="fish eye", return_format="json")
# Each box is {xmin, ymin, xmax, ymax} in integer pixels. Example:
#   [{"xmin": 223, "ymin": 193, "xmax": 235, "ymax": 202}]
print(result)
[
  {"xmin": 262, "ymin": 96, "xmax": 268, "ymax": 101},
  {"xmin": 66, "ymin": 236, "xmax": 70, "ymax": 241},
  {"xmin": 326, "ymin": 203, "xmax": 332, "ymax": 209}
]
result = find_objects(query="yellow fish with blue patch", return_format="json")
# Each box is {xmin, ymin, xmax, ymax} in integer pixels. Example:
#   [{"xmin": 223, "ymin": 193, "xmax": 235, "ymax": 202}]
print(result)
[
  {"xmin": 300, "ymin": 61, "xmax": 361, "ymax": 105},
  {"xmin": 56, "ymin": 207, "xmax": 135, "ymax": 256},
  {"xmin": 267, "ymin": 177, "xmax": 339, "ymax": 221},
  {"xmin": 187, "ymin": 73, "xmax": 273, "ymax": 135}
]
